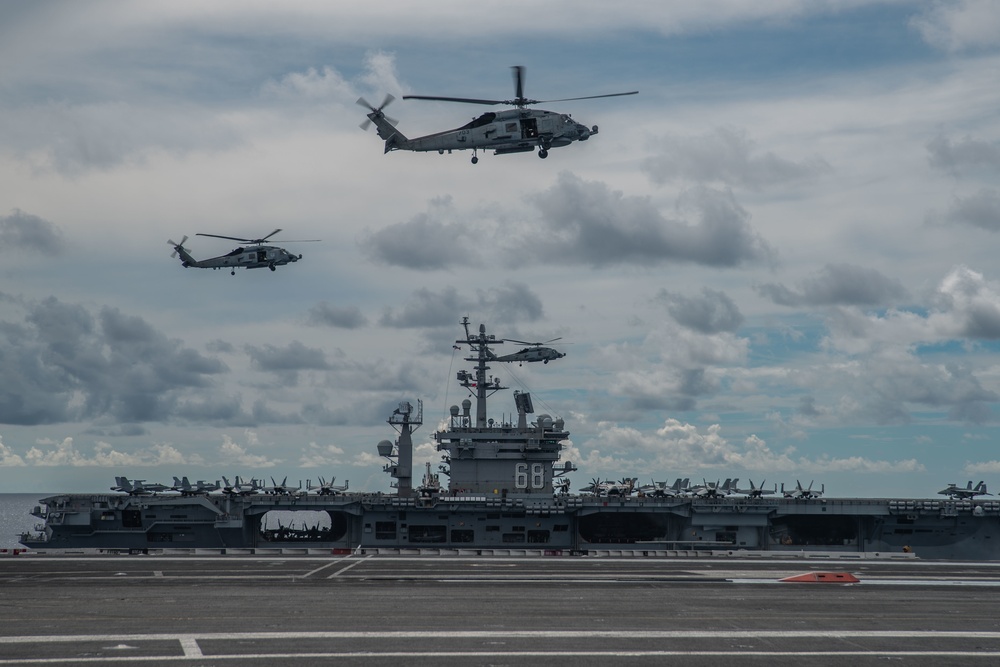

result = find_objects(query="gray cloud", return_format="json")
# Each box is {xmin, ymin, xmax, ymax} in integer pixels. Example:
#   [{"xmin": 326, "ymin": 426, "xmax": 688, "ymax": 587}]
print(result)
[
  {"xmin": 641, "ymin": 126, "xmax": 832, "ymax": 189},
  {"xmin": 524, "ymin": 175, "xmax": 774, "ymax": 268},
  {"xmin": 943, "ymin": 189, "xmax": 1000, "ymax": 232},
  {"xmin": 857, "ymin": 358, "xmax": 997, "ymax": 426},
  {"xmin": 927, "ymin": 134, "xmax": 1000, "ymax": 174},
  {"xmin": 0, "ymin": 209, "xmax": 65, "ymax": 255},
  {"xmin": 0, "ymin": 297, "xmax": 228, "ymax": 425},
  {"xmin": 359, "ymin": 215, "xmax": 473, "ymax": 271},
  {"xmin": 304, "ymin": 302, "xmax": 369, "ymax": 329},
  {"xmin": 245, "ymin": 341, "xmax": 332, "ymax": 373},
  {"xmin": 755, "ymin": 263, "xmax": 908, "ymax": 307},
  {"xmin": 360, "ymin": 175, "xmax": 773, "ymax": 271},
  {"xmin": 380, "ymin": 283, "xmax": 543, "ymax": 329},
  {"xmin": 911, "ymin": 2, "xmax": 1000, "ymax": 53},
  {"xmin": 655, "ymin": 287, "xmax": 744, "ymax": 334}
]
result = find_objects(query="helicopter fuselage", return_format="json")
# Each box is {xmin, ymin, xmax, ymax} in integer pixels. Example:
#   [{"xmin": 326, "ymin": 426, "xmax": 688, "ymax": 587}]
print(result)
[
  {"xmin": 379, "ymin": 108, "xmax": 596, "ymax": 160},
  {"xmin": 494, "ymin": 346, "xmax": 566, "ymax": 364},
  {"xmin": 181, "ymin": 245, "xmax": 301, "ymax": 272}
]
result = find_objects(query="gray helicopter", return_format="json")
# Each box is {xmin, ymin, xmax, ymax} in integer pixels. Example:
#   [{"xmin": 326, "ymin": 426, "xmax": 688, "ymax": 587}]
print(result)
[
  {"xmin": 359, "ymin": 66, "xmax": 637, "ymax": 164},
  {"xmin": 168, "ymin": 229, "xmax": 318, "ymax": 275},
  {"xmin": 491, "ymin": 337, "xmax": 566, "ymax": 364}
]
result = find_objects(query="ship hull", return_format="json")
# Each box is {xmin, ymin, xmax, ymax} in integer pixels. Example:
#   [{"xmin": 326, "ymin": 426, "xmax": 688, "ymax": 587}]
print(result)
[{"xmin": 21, "ymin": 493, "xmax": 1000, "ymax": 561}]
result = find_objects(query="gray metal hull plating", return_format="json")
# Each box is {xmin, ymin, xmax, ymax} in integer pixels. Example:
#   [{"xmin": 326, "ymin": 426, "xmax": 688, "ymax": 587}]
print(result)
[{"xmin": 22, "ymin": 493, "xmax": 1000, "ymax": 561}]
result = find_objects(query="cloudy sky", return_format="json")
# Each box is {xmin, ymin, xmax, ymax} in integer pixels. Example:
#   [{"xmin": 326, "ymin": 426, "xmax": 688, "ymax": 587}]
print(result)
[{"xmin": 2, "ymin": 0, "xmax": 1000, "ymax": 497}]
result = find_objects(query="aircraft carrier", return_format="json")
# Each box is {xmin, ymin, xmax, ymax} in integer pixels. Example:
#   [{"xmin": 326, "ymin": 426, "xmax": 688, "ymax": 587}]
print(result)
[{"xmin": 19, "ymin": 319, "xmax": 1000, "ymax": 560}]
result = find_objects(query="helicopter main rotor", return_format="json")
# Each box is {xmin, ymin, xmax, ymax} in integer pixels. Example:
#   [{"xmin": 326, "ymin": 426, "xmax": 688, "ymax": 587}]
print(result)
[
  {"xmin": 196, "ymin": 229, "xmax": 319, "ymax": 245},
  {"xmin": 506, "ymin": 337, "xmax": 562, "ymax": 346},
  {"xmin": 403, "ymin": 65, "xmax": 637, "ymax": 109}
]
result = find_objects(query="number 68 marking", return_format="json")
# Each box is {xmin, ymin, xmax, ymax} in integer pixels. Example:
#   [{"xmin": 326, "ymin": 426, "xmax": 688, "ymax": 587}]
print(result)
[{"xmin": 515, "ymin": 463, "xmax": 545, "ymax": 489}]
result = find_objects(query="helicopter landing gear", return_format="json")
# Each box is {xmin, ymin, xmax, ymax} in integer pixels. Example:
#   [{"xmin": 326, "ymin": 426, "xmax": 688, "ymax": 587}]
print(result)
[
  {"xmin": 231, "ymin": 269, "xmax": 236, "ymax": 276},
  {"xmin": 538, "ymin": 148, "xmax": 549, "ymax": 159},
  {"xmin": 269, "ymin": 264, "xmax": 276, "ymax": 271},
  {"xmin": 471, "ymin": 149, "xmax": 479, "ymax": 165}
]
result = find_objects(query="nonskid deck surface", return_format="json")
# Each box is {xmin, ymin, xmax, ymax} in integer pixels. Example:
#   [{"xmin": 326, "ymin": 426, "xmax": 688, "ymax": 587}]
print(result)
[{"xmin": 2, "ymin": 555, "xmax": 1000, "ymax": 665}]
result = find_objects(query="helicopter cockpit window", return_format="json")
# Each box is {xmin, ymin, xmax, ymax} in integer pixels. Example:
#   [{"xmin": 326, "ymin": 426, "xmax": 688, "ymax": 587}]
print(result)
[
  {"xmin": 226, "ymin": 247, "xmax": 245, "ymax": 257},
  {"xmin": 461, "ymin": 112, "xmax": 497, "ymax": 130}
]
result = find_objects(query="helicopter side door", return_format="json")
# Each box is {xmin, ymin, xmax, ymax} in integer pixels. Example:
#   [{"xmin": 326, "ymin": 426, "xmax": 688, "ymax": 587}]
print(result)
[{"xmin": 521, "ymin": 117, "xmax": 538, "ymax": 139}]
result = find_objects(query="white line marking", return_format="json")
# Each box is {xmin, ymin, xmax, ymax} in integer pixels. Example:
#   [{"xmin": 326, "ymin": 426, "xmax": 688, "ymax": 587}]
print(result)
[
  {"xmin": 0, "ymin": 631, "xmax": 998, "ymax": 664},
  {"xmin": 326, "ymin": 554, "xmax": 373, "ymax": 579},
  {"xmin": 3, "ymin": 630, "xmax": 1000, "ymax": 642},
  {"xmin": 1, "ymin": 650, "xmax": 1000, "ymax": 664},
  {"xmin": 301, "ymin": 554, "xmax": 356, "ymax": 578},
  {"xmin": 177, "ymin": 636, "xmax": 202, "ymax": 658}
]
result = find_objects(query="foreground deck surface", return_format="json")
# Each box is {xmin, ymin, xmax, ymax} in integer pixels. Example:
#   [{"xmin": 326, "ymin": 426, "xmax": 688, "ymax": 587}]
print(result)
[{"xmin": 2, "ymin": 553, "xmax": 1000, "ymax": 665}]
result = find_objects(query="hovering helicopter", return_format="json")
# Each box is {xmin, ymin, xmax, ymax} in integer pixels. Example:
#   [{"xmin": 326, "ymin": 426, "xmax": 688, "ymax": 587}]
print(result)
[
  {"xmin": 358, "ymin": 66, "xmax": 637, "ymax": 164},
  {"xmin": 491, "ymin": 337, "xmax": 566, "ymax": 365},
  {"xmin": 167, "ymin": 229, "xmax": 318, "ymax": 275}
]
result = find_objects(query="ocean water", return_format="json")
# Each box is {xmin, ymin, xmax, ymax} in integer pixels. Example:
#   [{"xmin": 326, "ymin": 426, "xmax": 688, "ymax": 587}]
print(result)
[{"xmin": 0, "ymin": 494, "xmax": 51, "ymax": 550}]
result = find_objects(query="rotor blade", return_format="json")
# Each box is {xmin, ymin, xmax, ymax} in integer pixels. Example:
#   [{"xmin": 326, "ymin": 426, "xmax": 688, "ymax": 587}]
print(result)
[
  {"xmin": 534, "ymin": 91, "xmax": 639, "ymax": 103},
  {"xmin": 403, "ymin": 95, "xmax": 506, "ymax": 106},
  {"xmin": 358, "ymin": 94, "xmax": 395, "ymax": 112},
  {"xmin": 274, "ymin": 239, "xmax": 320, "ymax": 243},
  {"xmin": 197, "ymin": 233, "xmax": 252, "ymax": 242},
  {"xmin": 360, "ymin": 118, "xmax": 373, "ymax": 131},
  {"xmin": 261, "ymin": 228, "xmax": 282, "ymax": 241},
  {"xmin": 511, "ymin": 65, "xmax": 525, "ymax": 101}
]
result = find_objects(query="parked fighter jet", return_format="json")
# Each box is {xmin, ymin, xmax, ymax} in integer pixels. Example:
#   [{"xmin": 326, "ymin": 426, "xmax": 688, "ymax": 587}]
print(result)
[
  {"xmin": 782, "ymin": 480, "xmax": 825, "ymax": 499},
  {"xmin": 734, "ymin": 479, "xmax": 777, "ymax": 499},
  {"xmin": 307, "ymin": 477, "xmax": 349, "ymax": 496},
  {"xmin": 111, "ymin": 477, "xmax": 169, "ymax": 495},
  {"xmin": 938, "ymin": 481, "xmax": 991, "ymax": 499},
  {"xmin": 172, "ymin": 477, "xmax": 221, "ymax": 495}
]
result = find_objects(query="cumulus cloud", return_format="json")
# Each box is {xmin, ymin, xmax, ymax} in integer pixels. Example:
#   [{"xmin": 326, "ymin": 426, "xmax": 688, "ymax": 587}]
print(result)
[
  {"xmin": 218, "ymin": 432, "xmax": 281, "ymax": 468},
  {"xmin": 299, "ymin": 441, "xmax": 348, "ymax": 468},
  {"xmin": 911, "ymin": 0, "xmax": 1000, "ymax": 52},
  {"xmin": 942, "ymin": 189, "xmax": 1000, "ymax": 232},
  {"xmin": 362, "ymin": 175, "xmax": 773, "ymax": 270},
  {"xmin": 0, "ymin": 209, "xmax": 65, "ymax": 255},
  {"xmin": 755, "ymin": 263, "xmax": 909, "ymax": 307},
  {"xmin": 655, "ymin": 287, "xmax": 744, "ymax": 334},
  {"xmin": 932, "ymin": 265, "xmax": 1000, "ymax": 339},
  {"xmin": 379, "ymin": 283, "xmax": 543, "ymax": 329},
  {"xmin": 641, "ymin": 126, "xmax": 831, "ymax": 189},
  {"xmin": 261, "ymin": 65, "xmax": 353, "ymax": 101},
  {"xmin": 358, "ymin": 197, "xmax": 475, "ymax": 270},
  {"xmin": 599, "ymin": 323, "xmax": 748, "ymax": 414},
  {"xmin": 927, "ymin": 134, "xmax": 1000, "ymax": 174},
  {"xmin": 0, "ymin": 436, "xmax": 26, "ymax": 466},
  {"xmin": 965, "ymin": 460, "xmax": 1000, "ymax": 474},
  {"xmin": 304, "ymin": 302, "xmax": 368, "ymax": 329},
  {"xmin": 525, "ymin": 176, "xmax": 774, "ymax": 268},
  {"xmin": 245, "ymin": 340, "xmax": 331, "ymax": 374},
  {"xmin": 587, "ymin": 418, "xmax": 922, "ymax": 474},
  {"xmin": 0, "ymin": 297, "xmax": 228, "ymax": 426},
  {"xmin": 23, "ymin": 437, "xmax": 199, "ymax": 467}
]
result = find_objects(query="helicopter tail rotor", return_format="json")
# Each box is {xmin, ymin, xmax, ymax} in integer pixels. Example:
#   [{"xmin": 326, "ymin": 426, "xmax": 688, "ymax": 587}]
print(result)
[
  {"xmin": 167, "ymin": 236, "xmax": 188, "ymax": 258},
  {"xmin": 357, "ymin": 94, "xmax": 398, "ymax": 131}
]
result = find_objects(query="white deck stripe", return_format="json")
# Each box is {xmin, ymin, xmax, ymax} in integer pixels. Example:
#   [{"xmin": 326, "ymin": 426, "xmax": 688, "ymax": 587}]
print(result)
[
  {"xmin": 3, "ymin": 630, "xmax": 1000, "ymax": 642},
  {"xmin": 1, "ymin": 650, "xmax": 1000, "ymax": 664},
  {"xmin": 301, "ymin": 553, "xmax": 356, "ymax": 578},
  {"xmin": 326, "ymin": 554, "xmax": 373, "ymax": 578},
  {"xmin": 177, "ymin": 636, "xmax": 202, "ymax": 658}
]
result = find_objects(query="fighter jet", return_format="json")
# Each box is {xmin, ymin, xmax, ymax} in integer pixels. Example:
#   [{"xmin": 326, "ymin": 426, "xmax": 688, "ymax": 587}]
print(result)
[{"xmin": 938, "ymin": 481, "xmax": 990, "ymax": 500}]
